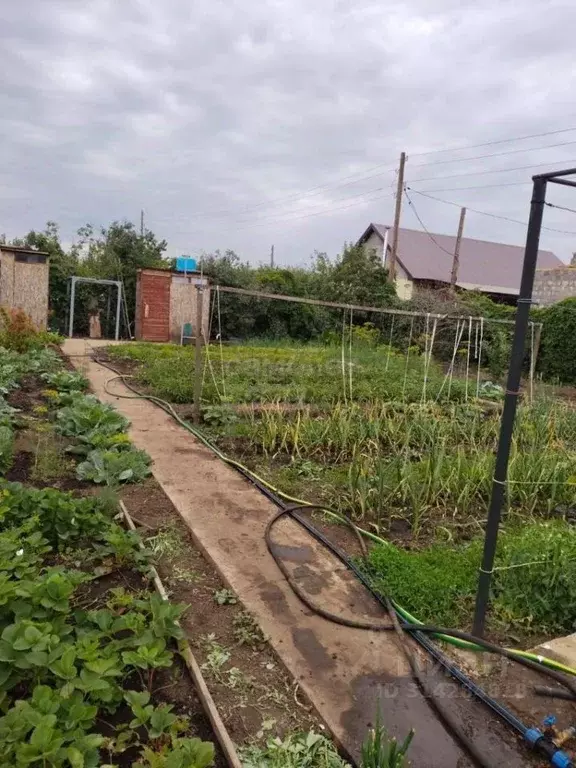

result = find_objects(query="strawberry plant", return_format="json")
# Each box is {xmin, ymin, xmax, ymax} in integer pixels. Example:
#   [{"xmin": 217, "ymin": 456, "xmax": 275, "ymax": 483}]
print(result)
[{"xmin": 0, "ymin": 350, "xmax": 216, "ymax": 766}]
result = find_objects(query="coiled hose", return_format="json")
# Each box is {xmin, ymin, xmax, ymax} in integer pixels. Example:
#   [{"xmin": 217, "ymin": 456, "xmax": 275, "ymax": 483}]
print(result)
[{"xmin": 94, "ymin": 358, "xmax": 574, "ymax": 768}]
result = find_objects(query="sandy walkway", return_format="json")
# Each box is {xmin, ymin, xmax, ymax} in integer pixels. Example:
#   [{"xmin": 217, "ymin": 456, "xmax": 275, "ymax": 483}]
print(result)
[{"xmin": 64, "ymin": 338, "xmax": 529, "ymax": 767}]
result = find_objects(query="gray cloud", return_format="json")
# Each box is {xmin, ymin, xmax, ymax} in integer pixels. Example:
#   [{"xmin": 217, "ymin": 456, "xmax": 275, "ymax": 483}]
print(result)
[{"xmin": 2, "ymin": 0, "xmax": 576, "ymax": 266}]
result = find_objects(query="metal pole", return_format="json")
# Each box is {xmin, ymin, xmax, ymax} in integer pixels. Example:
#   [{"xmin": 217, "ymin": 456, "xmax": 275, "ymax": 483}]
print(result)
[
  {"xmin": 106, "ymin": 288, "xmax": 112, "ymax": 337},
  {"xmin": 68, "ymin": 278, "xmax": 76, "ymax": 337},
  {"xmin": 193, "ymin": 284, "xmax": 204, "ymax": 424},
  {"xmin": 472, "ymin": 176, "xmax": 547, "ymax": 637},
  {"xmin": 389, "ymin": 151, "xmax": 406, "ymax": 284},
  {"xmin": 115, "ymin": 283, "xmax": 122, "ymax": 341}
]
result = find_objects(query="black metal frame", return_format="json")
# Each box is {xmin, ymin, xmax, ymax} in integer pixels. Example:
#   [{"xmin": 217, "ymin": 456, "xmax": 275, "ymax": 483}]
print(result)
[{"xmin": 472, "ymin": 167, "xmax": 576, "ymax": 636}]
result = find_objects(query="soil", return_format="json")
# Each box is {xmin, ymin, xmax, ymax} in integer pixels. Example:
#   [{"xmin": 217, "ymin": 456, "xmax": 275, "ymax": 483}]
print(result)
[
  {"xmin": 2, "ymin": 371, "xmax": 231, "ymax": 766},
  {"xmin": 72, "ymin": 566, "xmax": 227, "ymax": 768},
  {"xmin": 121, "ymin": 478, "xmax": 325, "ymax": 748},
  {"xmin": 7, "ymin": 374, "xmax": 46, "ymax": 411},
  {"xmin": 72, "ymin": 341, "xmax": 575, "ymax": 766}
]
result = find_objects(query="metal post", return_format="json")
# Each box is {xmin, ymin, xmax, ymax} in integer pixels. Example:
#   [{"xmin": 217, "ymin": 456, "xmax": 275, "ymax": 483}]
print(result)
[
  {"xmin": 193, "ymin": 284, "xmax": 204, "ymax": 424},
  {"xmin": 115, "ymin": 283, "xmax": 122, "ymax": 341},
  {"xmin": 106, "ymin": 287, "xmax": 112, "ymax": 337},
  {"xmin": 472, "ymin": 176, "xmax": 547, "ymax": 637},
  {"xmin": 68, "ymin": 277, "xmax": 76, "ymax": 338}
]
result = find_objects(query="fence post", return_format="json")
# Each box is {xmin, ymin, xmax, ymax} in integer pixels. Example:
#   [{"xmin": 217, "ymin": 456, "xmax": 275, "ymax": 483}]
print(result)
[{"xmin": 193, "ymin": 284, "xmax": 204, "ymax": 424}]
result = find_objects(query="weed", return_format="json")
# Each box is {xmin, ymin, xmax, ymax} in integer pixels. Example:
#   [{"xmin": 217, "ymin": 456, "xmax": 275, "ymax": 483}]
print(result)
[
  {"xmin": 239, "ymin": 730, "xmax": 350, "ymax": 768},
  {"xmin": 147, "ymin": 527, "xmax": 184, "ymax": 560},
  {"xmin": 213, "ymin": 588, "xmax": 237, "ymax": 605},
  {"xmin": 31, "ymin": 427, "xmax": 70, "ymax": 483},
  {"xmin": 170, "ymin": 565, "xmax": 202, "ymax": 584},
  {"xmin": 201, "ymin": 635, "xmax": 231, "ymax": 674},
  {"xmin": 0, "ymin": 424, "xmax": 13, "ymax": 474},
  {"xmin": 233, "ymin": 610, "xmax": 265, "ymax": 648}
]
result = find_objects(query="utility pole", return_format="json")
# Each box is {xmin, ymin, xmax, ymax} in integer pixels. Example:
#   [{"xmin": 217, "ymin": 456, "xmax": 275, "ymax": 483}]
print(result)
[
  {"xmin": 270, "ymin": 244, "xmax": 275, "ymax": 268},
  {"xmin": 450, "ymin": 207, "xmax": 466, "ymax": 290},
  {"xmin": 140, "ymin": 210, "xmax": 144, "ymax": 238},
  {"xmin": 389, "ymin": 152, "xmax": 406, "ymax": 284}
]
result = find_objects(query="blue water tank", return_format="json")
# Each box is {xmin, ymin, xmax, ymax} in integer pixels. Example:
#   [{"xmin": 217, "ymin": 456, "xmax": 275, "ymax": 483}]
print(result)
[{"xmin": 176, "ymin": 256, "xmax": 198, "ymax": 272}]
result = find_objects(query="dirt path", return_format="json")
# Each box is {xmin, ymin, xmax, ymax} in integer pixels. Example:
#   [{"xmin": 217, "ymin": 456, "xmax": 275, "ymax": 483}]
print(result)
[{"xmin": 64, "ymin": 339, "xmax": 532, "ymax": 767}]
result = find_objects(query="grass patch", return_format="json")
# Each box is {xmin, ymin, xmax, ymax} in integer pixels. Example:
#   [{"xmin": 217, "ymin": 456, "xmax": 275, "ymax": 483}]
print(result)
[
  {"xmin": 107, "ymin": 341, "xmax": 468, "ymax": 405},
  {"xmin": 366, "ymin": 519, "xmax": 576, "ymax": 635}
]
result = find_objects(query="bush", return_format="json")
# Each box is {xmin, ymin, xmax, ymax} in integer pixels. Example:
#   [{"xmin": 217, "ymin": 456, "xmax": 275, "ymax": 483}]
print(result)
[
  {"xmin": 0, "ymin": 307, "xmax": 40, "ymax": 353},
  {"xmin": 538, "ymin": 298, "xmax": 576, "ymax": 383},
  {"xmin": 0, "ymin": 307, "xmax": 61, "ymax": 353}
]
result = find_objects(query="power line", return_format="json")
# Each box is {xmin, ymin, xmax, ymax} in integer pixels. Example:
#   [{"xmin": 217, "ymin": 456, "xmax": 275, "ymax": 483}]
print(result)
[
  {"xmin": 420, "ymin": 181, "xmax": 531, "ymax": 193},
  {"xmin": 409, "ymin": 156, "xmax": 576, "ymax": 184},
  {"xmin": 230, "ymin": 184, "xmax": 389, "ymax": 226},
  {"xmin": 407, "ymin": 126, "xmax": 576, "ymax": 157},
  {"xmin": 197, "ymin": 140, "xmax": 576, "ymax": 225},
  {"xmin": 189, "ymin": 127, "xmax": 576, "ymax": 222},
  {"xmin": 196, "ymin": 146, "xmax": 576, "ymax": 230},
  {"xmin": 403, "ymin": 187, "xmax": 456, "ymax": 255},
  {"xmin": 409, "ymin": 139, "xmax": 576, "ymax": 170},
  {"xmin": 204, "ymin": 189, "xmax": 393, "ymax": 233},
  {"xmin": 406, "ymin": 187, "xmax": 576, "ymax": 236},
  {"xmin": 545, "ymin": 201, "xmax": 576, "ymax": 216}
]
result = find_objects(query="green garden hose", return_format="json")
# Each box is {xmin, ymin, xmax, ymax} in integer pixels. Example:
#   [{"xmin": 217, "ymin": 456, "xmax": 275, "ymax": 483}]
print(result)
[{"xmin": 99, "ymin": 367, "xmax": 576, "ymax": 679}]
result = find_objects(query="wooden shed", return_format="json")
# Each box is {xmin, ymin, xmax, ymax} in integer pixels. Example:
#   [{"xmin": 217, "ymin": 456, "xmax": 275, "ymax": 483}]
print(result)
[
  {"xmin": 135, "ymin": 268, "xmax": 211, "ymax": 343},
  {"xmin": 0, "ymin": 245, "xmax": 49, "ymax": 328}
]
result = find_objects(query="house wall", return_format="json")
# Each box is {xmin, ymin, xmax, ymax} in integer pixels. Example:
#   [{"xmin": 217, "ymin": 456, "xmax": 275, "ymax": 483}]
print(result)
[
  {"xmin": 0, "ymin": 251, "xmax": 49, "ymax": 327},
  {"xmin": 169, "ymin": 275, "xmax": 211, "ymax": 343},
  {"xmin": 533, "ymin": 267, "xmax": 576, "ymax": 306},
  {"xmin": 363, "ymin": 230, "xmax": 385, "ymax": 262},
  {"xmin": 362, "ymin": 229, "xmax": 413, "ymax": 300}
]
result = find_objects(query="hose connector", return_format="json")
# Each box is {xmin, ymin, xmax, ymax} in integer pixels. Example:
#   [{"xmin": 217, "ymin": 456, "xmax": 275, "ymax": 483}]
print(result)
[{"xmin": 525, "ymin": 728, "xmax": 573, "ymax": 768}]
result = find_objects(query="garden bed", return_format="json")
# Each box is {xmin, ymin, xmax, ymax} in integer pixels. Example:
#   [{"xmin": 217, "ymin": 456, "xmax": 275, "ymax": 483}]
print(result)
[
  {"xmin": 104, "ymin": 341, "xmax": 576, "ymax": 648},
  {"xmin": 0, "ymin": 342, "xmax": 356, "ymax": 768}
]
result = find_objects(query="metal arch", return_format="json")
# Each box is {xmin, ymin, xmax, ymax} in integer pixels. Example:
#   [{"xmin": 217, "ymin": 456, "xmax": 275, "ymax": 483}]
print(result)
[{"xmin": 67, "ymin": 276, "xmax": 123, "ymax": 340}]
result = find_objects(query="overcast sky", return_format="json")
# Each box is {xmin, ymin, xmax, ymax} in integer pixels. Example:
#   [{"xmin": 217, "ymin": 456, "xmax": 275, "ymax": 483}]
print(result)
[{"xmin": 2, "ymin": 0, "xmax": 576, "ymax": 266}]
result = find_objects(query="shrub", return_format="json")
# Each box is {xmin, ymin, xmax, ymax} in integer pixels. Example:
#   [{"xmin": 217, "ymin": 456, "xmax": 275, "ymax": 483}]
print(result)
[
  {"xmin": 0, "ymin": 307, "xmax": 40, "ymax": 353},
  {"xmin": 538, "ymin": 298, "xmax": 576, "ymax": 383}
]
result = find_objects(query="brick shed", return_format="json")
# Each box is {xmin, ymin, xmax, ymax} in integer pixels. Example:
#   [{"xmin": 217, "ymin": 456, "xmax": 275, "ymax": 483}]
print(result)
[
  {"xmin": 0, "ymin": 245, "xmax": 49, "ymax": 328},
  {"xmin": 135, "ymin": 268, "xmax": 211, "ymax": 343}
]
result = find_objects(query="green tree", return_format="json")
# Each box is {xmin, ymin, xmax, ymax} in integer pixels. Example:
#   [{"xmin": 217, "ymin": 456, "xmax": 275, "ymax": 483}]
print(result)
[
  {"xmin": 12, "ymin": 222, "xmax": 79, "ymax": 333},
  {"xmin": 326, "ymin": 242, "xmax": 396, "ymax": 308},
  {"xmin": 78, "ymin": 221, "xmax": 167, "ymax": 334}
]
